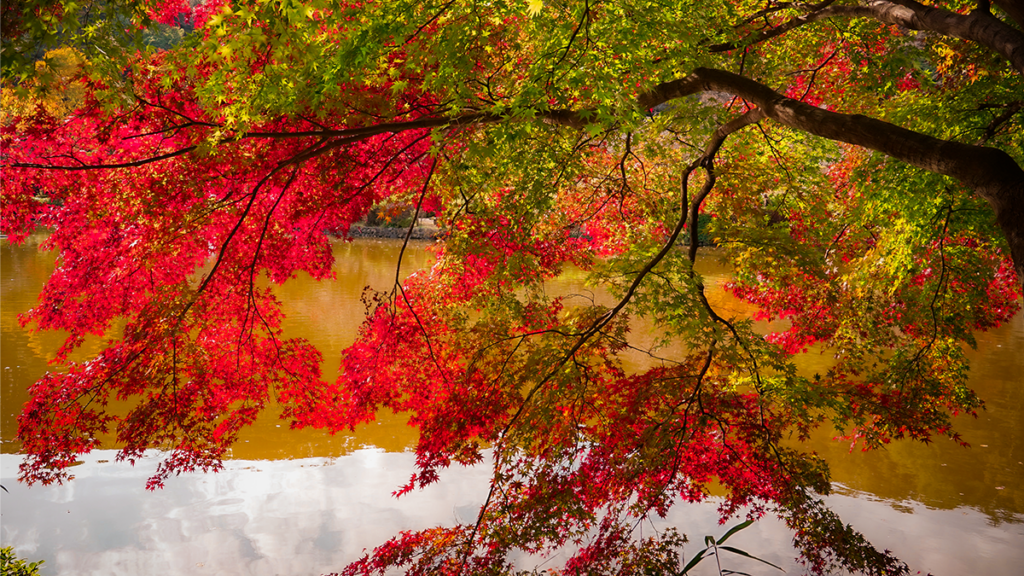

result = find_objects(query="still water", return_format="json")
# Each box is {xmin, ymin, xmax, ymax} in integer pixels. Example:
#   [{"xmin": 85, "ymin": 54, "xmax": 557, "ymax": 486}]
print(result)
[{"xmin": 2, "ymin": 235, "xmax": 1022, "ymax": 575}]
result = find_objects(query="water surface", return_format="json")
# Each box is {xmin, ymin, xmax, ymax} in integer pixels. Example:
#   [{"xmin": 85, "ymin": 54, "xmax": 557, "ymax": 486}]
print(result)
[{"xmin": 2, "ymin": 236, "xmax": 1021, "ymax": 574}]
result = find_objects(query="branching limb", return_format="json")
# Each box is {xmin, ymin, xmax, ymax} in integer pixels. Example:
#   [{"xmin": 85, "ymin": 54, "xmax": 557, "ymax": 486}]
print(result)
[
  {"xmin": 977, "ymin": 100, "xmax": 1023, "ymax": 144},
  {"xmin": 687, "ymin": 108, "xmax": 766, "ymax": 263},
  {"xmin": 394, "ymin": 158, "xmax": 450, "ymax": 387},
  {"xmin": 6, "ymin": 111, "xmax": 587, "ymax": 171},
  {"xmin": 500, "ymin": 107, "xmax": 766, "ymax": 450},
  {"xmin": 8, "ymin": 145, "xmax": 197, "ymax": 170}
]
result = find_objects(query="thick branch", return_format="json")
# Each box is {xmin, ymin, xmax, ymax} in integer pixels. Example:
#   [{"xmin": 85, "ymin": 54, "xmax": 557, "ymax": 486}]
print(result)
[
  {"xmin": 878, "ymin": 0, "xmax": 1024, "ymax": 74},
  {"xmin": 993, "ymin": 0, "xmax": 1024, "ymax": 29},
  {"xmin": 639, "ymin": 67, "xmax": 1024, "ymax": 290},
  {"xmin": 711, "ymin": 0, "xmax": 1024, "ymax": 75}
]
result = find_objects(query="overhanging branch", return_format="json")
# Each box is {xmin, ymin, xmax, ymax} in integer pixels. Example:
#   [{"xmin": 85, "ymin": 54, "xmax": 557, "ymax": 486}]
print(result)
[
  {"xmin": 5, "ymin": 110, "xmax": 586, "ymax": 172},
  {"xmin": 710, "ymin": 0, "xmax": 1024, "ymax": 75},
  {"xmin": 638, "ymin": 67, "xmax": 1024, "ymax": 291}
]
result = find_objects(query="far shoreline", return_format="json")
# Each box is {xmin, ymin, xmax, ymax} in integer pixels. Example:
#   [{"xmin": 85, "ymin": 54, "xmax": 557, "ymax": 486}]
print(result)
[{"xmin": 341, "ymin": 221, "xmax": 440, "ymax": 241}]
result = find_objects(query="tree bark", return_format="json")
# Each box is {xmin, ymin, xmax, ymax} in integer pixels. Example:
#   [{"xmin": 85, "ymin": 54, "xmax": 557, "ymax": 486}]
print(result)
[
  {"xmin": 992, "ymin": 0, "xmax": 1024, "ymax": 30},
  {"xmin": 711, "ymin": 0, "xmax": 1024, "ymax": 76},
  {"xmin": 878, "ymin": 0, "xmax": 1024, "ymax": 74},
  {"xmin": 638, "ymin": 67, "xmax": 1024, "ymax": 291}
]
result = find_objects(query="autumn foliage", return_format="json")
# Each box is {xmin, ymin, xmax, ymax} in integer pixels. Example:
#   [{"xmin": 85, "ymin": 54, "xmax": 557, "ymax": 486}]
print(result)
[{"xmin": 2, "ymin": 0, "xmax": 1023, "ymax": 574}]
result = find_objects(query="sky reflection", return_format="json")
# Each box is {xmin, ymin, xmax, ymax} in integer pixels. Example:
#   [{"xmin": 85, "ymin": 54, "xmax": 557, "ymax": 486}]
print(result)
[{"xmin": 2, "ymin": 449, "xmax": 1022, "ymax": 576}]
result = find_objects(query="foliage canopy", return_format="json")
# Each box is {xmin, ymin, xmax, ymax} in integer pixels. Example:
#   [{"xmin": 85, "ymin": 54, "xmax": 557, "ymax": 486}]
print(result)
[
  {"xmin": 0, "ymin": 546, "xmax": 45, "ymax": 576},
  {"xmin": 2, "ymin": 0, "xmax": 1023, "ymax": 574}
]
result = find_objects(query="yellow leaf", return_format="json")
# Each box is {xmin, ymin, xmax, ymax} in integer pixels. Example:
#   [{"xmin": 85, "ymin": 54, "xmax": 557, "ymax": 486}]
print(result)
[{"xmin": 526, "ymin": 0, "xmax": 543, "ymax": 16}]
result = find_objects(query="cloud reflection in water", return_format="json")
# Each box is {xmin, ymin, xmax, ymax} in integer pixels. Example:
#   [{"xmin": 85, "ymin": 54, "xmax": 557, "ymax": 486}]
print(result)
[{"xmin": 1, "ymin": 449, "xmax": 1022, "ymax": 576}]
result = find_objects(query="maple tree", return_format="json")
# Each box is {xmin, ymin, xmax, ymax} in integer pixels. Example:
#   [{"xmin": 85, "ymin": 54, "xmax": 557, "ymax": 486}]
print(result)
[{"xmin": 2, "ymin": 0, "xmax": 1023, "ymax": 574}]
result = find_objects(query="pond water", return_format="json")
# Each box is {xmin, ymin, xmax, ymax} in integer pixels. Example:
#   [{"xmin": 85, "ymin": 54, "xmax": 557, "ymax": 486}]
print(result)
[{"xmin": 2, "ymin": 235, "xmax": 1022, "ymax": 575}]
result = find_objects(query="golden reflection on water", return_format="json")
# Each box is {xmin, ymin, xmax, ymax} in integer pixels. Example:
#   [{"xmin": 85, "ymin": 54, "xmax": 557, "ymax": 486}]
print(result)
[
  {"xmin": 2, "ymin": 235, "xmax": 1022, "ymax": 522},
  {"xmin": 0, "ymin": 236, "xmax": 435, "ymax": 459}
]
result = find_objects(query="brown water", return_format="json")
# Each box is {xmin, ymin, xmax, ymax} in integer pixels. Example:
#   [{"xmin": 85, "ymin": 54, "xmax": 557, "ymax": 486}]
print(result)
[{"xmin": 2, "ymin": 235, "xmax": 1022, "ymax": 575}]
